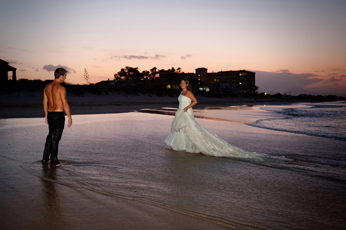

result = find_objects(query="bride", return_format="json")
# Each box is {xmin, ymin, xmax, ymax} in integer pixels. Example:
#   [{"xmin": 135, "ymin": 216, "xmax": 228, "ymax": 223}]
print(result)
[{"xmin": 165, "ymin": 78, "xmax": 276, "ymax": 161}]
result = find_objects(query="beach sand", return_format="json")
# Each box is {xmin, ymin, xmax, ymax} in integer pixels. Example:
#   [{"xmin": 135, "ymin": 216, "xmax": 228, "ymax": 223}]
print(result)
[
  {"xmin": 1, "ymin": 93, "xmax": 346, "ymax": 229},
  {"xmin": 0, "ymin": 91, "xmax": 298, "ymax": 119}
]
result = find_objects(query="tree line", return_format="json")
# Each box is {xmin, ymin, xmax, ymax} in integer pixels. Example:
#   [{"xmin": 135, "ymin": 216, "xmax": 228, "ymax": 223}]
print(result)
[{"xmin": 114, "ymin": 66, "xmax": 183, "ymax": 82}]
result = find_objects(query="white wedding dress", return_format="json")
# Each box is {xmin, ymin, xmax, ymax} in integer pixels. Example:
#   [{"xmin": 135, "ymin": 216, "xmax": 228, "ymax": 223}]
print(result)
[{"xmin": 165, "ymin": 94, "xmax": 279, "ymax": 161}]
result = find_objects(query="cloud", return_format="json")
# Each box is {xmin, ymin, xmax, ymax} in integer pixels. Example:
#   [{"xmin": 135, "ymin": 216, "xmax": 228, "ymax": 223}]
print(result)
[
  {"xmin": 314, "ymin": 68, "xmax": 343, "ymax": 73},
  {"xmin": 318, "ymin": 72, "xmax": 346, "ymax": 84},
  {"xmin": 275, "ymin": 69, "xmax": 290, "ymax": 74},
  {"xmin": 306, "ymin": 71, "xmax": 346, "ymax": 96},
  {"xmin": 323, "ymin": 77, "xmax": 342, "ymax": 84},
  {"xmin": 7, "ymin": 60, "xmax": 23, "ymax": 65},
  {"xmin": 111, "ymin": 54, "xmax": 166, "ymax": 60},
  {"xmin": 43, "ymin": 64, "xmax": 76, "ymax": 74},
  {"xmin": 255, "ymin": 70, "xmax": 323, "ymax": 95},
  {"xmin": 91, "ymin": 65, "xmax": 102, "ymax": 68},
  {"xmin": 181, "ymin": 54, "xmax": 192, "ymax": 60},
  {"xmin": 8, "ymin": 47, "xmax": 30, "ymax": 52},
  {"xmin": 29, "ymin": 66, "xmax": 39, "ymax": 72}
]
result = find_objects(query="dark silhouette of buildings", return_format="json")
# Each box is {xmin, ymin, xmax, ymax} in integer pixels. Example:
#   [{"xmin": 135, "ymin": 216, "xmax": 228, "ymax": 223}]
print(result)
[
  {"xmin": 110, "ymin": 65, "xmax": 256, "ymax": 94},
  {"xmin": 195, "ymin": 68, "xmax": 256, "ymax": 94},
  {"xmin": 0, "ymin": 59, "xmax": 17, "ymax": 82}
]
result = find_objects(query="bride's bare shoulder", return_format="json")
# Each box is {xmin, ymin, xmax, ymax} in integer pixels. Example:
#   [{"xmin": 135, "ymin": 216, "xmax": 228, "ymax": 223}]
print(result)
[
  {"xmin": 186, "ymin": 90, "xmax": 197, "ymax": 102},
  {"xmin": 186, "ymin": 90, "xmax": 194, "ymax": 96}
]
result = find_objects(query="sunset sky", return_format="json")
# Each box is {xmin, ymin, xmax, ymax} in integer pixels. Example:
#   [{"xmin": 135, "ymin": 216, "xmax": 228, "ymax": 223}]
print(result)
[{"xmin": 1, "ymin": 0, "xmax": 346, "ymax": 96}]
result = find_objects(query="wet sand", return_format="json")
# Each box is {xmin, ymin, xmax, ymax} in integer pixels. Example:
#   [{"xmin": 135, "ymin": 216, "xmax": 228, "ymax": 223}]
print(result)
[
  {"xmin": 0, "ymin": 159, "xmax": 229, "ymax": 230},
  {"xmin": 1, "ymin": 95, "xmax": 346, "ymax": 229}
]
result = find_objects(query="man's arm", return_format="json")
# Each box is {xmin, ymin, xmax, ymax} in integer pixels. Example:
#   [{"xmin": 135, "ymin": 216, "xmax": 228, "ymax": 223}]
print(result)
[
  {"xmin": 43, "ymin": 88, "xmax": 48, "ymax": 124},
  {"xmin": 61, "ymin": 87, "xmax": 72, "ymax": 127}
]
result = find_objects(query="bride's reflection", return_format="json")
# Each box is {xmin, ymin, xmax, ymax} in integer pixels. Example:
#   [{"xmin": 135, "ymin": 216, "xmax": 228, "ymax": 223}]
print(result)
[{"xmin": 163, "ymin": 151, "xmax": 218, "ymax": 209}]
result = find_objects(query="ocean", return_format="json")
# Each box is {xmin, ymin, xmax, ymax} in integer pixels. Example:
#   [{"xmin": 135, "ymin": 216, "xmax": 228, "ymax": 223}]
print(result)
[
  {"xmin": 248, "ymin": 101, "xmax": 346, "ymax": 142},
  {"xmin": 1, "ymin": 107, "xmax": 346, "ymax": 229}
]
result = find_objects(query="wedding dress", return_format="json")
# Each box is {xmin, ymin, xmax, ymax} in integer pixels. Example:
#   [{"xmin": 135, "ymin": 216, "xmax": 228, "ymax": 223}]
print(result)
[{"xmin": 165, "ymin": 94, "xmax": 276, "ymax": 161}]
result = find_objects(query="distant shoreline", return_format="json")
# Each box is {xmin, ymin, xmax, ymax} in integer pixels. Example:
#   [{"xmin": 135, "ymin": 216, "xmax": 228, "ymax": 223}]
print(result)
[{"xmin": 0, "ymin": 91, "xmax": 341, "ymax": 119}]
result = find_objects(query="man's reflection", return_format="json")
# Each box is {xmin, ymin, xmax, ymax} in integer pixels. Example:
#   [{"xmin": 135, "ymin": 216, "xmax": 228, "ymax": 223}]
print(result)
[{"xmin": 41, "ymin": 164, "xmax": 61, "ymax": 223}]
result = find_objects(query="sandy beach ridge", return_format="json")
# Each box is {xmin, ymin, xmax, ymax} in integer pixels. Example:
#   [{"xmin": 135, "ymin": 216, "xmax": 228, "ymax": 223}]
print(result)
[{"xmin": 0, "ymin": 91, "xmax": 325, "ymax": 119}]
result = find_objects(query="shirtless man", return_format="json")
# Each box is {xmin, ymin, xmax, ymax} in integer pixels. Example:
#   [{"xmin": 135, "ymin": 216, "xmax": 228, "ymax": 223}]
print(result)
[{"xmin": 42, "ymin": 68, "xmax": 72, "ymax": 166}]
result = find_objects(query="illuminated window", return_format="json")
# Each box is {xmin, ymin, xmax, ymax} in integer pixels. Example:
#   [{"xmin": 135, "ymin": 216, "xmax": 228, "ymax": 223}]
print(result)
[
  {"xmin": 198, "ymin": 78, "xmax": 200, "ymax": 81},
  {"xmin": 166, "ymin": 85, "xmax": 171, "ymax": 89},
  {"xmin": 239, "ymin": 82, "xmax": 242, "ymax": 84}
]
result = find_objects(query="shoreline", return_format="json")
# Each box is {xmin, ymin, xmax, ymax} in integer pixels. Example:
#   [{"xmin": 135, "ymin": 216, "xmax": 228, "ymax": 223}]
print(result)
[{"xmin": 0, "ymin": 91, "xmax": 319, "ymax": 119}]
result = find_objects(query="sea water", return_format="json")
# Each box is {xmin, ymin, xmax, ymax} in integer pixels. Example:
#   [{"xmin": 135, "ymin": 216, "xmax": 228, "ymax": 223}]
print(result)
[
  {"xmin": 1, "ymin": 110, "xmax": 346, "ymax": 229},
  {"xmin": 248, "ymin": 101, "xmax": 346, "ymax": 142}
]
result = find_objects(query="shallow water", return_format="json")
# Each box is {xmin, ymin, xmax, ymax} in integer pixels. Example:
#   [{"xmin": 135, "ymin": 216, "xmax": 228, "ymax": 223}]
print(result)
[
  {"xmin": 1, "ymin": 112, "xmax": 346, "ymax": 229},
  {"xmin": 249, "ymin": 101, "xmax": 346, "ymax": 141}
]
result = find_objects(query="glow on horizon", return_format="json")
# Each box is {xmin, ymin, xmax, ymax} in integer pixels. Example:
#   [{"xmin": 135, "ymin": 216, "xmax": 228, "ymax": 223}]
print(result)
[{"xmin": 1, "ymin": 0, "xmax": 346, "ymax": 96}]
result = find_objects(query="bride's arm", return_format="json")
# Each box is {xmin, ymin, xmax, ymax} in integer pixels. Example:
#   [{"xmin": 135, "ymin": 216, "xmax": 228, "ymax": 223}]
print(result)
[{"xmin": 184, "ymin": 91, "xmax": 198, "ymax": 112}]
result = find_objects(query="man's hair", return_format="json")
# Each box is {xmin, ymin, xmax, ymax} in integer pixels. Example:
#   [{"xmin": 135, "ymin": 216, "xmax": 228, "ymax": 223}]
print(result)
[{"xmin": 54, "ymin": 68, "xmax": 67, "ymax": 79}]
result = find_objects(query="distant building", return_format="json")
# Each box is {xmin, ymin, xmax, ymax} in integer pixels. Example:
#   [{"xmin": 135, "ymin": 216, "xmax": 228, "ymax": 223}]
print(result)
[
  {"xmin": 0, "ymin": 59, "xmax": 17, "ymax": 82},
  {"xmin": 195, "ymin": 67, "xmax": 208, "ymax": 82},
  {"xmin": 194, "ymin": 68, "xmax": 256, "ymax": 94}
]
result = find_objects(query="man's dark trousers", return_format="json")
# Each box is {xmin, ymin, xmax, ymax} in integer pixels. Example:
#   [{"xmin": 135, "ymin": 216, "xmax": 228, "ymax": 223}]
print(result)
[{"xmin": 42, "ymin": 112, "xmax": 65, "ymax": 165}]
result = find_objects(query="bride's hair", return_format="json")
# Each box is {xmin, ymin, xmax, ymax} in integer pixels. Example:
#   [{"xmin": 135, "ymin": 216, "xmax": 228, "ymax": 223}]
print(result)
[{"xmin": 181, "ymin": 78, "xmax": 192, "ymax": 91}]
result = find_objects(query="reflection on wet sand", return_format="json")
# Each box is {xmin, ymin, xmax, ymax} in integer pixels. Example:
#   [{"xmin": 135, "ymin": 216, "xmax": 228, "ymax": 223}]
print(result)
[{"xmin": 40, "ymin": 165, "xmax": 62, "ymax": 225}]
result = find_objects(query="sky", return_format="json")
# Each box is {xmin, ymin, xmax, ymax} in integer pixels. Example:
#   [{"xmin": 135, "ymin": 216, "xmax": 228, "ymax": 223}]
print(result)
[{"xmin": 1, "ymin": 0, "xmax": 346, "ymax": 96}]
